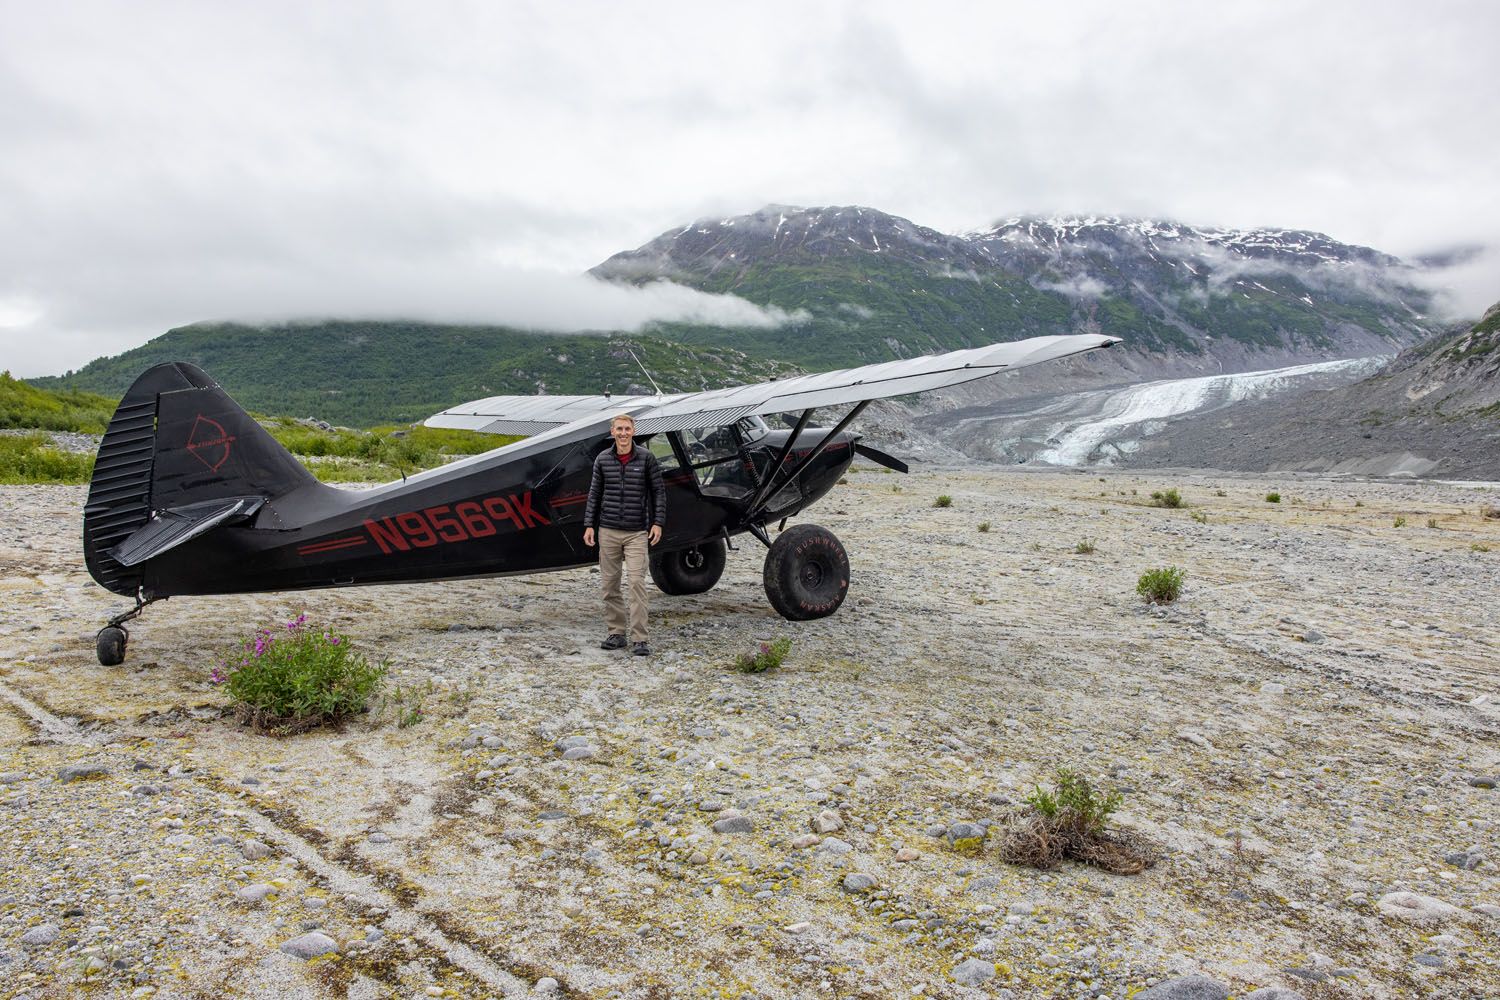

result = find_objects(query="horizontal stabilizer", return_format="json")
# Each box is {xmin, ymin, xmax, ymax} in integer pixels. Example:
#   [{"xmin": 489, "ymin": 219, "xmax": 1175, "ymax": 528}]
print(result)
[{"xmin": 108, "ymin": 496, "xmax": 264, "ymax": 568}]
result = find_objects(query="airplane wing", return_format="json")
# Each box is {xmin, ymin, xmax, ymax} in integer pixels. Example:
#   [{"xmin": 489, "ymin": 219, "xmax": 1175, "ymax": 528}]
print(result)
[{"xmin": 427, "ymin": 333, "xmax": 1120, "ymax": 437}]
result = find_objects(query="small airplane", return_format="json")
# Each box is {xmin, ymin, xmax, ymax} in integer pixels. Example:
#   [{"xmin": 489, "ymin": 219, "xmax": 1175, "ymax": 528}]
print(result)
[{"xmin": 82, "ymin": 333, "xmax": 1118, "ymax": 664}]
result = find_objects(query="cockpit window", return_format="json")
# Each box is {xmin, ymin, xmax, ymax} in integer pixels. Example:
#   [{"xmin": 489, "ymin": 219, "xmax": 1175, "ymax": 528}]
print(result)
[
  {"xmin": 642, "ymin": 434, "xmax": 680, "ymax": 472},
  {"xmin": 680, "ymin": 426, "xmax": 738, "ymax": 465}
]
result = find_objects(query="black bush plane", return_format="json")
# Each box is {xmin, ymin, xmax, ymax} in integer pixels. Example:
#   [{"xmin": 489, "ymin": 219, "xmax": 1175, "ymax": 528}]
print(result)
[{"xmin": 82, "ymin": 334, "xmax": 1118, "ymax": 664}]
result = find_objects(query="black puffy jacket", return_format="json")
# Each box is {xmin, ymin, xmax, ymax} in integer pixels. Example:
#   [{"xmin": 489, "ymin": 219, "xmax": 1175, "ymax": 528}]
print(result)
[{"xmin": 584, "ymin": 446, "xmax": 666, "ymax": 531}]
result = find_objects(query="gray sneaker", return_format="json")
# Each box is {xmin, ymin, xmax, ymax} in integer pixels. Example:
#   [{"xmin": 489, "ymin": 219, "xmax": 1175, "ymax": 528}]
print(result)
[
  {"xmin": 600, "ymin": 633, "xmax": 627, "ymax": 650},
  {"xmin": 631, "ymin": 641, "xmax": 651, "ymax": 656}
]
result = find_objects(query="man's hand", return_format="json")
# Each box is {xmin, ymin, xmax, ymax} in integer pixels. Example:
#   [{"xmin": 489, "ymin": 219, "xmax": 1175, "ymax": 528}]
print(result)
[
  {"xmin": 648, "ymin": 525, "xmax": 662, "ymax": 546},
  {"xmin": 583, "ymin": 527, "xmax": 595, "ymax": 547}
]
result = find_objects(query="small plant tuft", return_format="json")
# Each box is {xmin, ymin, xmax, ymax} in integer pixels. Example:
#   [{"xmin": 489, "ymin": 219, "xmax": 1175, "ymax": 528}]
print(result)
[
  {"xmin": 1393, "ymin": 516, "xmax": 1407, "ymax": 528},
  {"xmin": 734, "ymin": 638, "xmax": 791, "ymax": 674},
  {"xmin": 1473, "ymin": 543, "xmax": 1491, "ymax": 553},
  {"xmin": 996, "ymin": 768, "xmax": 1156, "ymax": 874},
  {"xmin": 1149, "ymin": 488, "xmax": 1184, "ymax": 509},
  {"xmin": 934, "ymin": 495, "xmax": 952, "ymax": 508},
  {"xmin": 1136, "ymin": 566, "xmax": 1185, "ymax": 604},
  {"xmin": 1190, "ymin": 510, "xmax": 1208, "ymax": 524},
  {"xmin": 215, "ymin": 615, "xmax": 385, "ymax": 734},
  {"xmin": 1426, "ymin": 517, "xmax": 1439, "ymax": 529},
  {"xmin": 1073, "ymin": 537, "xmax": 1096, "ymax": 555},
  {"xmin": 1264, "ymin": 492, "xmax": 1282, "ymax": 504},
  {"xmin": 977, "ymin": 521, "xmax": 991, "ymax": 533}
]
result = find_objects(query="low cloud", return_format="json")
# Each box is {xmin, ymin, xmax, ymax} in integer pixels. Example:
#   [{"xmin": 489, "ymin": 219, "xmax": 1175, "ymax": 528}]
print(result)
[
  {"xmin": 1035, "ymin": 274, "xmax": 1108, "ymax": 300},
  {"xmin": 1406, "ymin": 246, "xmax": 1500, "ymax": 324}
]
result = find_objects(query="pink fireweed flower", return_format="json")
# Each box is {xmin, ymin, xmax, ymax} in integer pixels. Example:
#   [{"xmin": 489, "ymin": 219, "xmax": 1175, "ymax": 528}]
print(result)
[
  {"xmin": 209, "ymin": 668, "xmax": 227, "ymax": 685},
  {"xmin": 329, "ymin": 636, "xmax": 342, "ymax": 646},
  {"xmin": 253, "ymin": 635, "xmax": 270, "ymax": 656}
]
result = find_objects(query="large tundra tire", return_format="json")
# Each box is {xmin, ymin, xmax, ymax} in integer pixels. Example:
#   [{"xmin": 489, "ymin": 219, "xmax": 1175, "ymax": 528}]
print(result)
[
  {"xmin": 763, "ymin": 524, "xmax": 849, "ymax": 621},
  {"xmin": 650, "ymin": 539, "xmax": 727, "ymax": 595}
]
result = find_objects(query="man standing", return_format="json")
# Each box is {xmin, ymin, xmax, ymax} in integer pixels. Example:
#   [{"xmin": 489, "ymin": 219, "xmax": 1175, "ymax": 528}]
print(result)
[{"xmin": 582, "ymin": 414, "xmax": 666, "ymax": 655}]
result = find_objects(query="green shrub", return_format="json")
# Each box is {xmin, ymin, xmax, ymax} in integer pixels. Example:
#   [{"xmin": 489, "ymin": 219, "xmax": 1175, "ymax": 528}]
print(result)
[
  {"xmin": 1136, "ymin": 566, "xmax": 1185, "ymax": 604},
  {"xmin": 1426, "ymin": 517, "xmax": 1439, "ymax": 529},
  {"xmin": 1190, "ymin": 511, "xmax": 1208, "ymax": 524},
  {"xmin": 0, "ymin": 433, "xmax": 95, "ymax": 484},
  {"xmin": 977, "ymin": 521, "xmax": 991, "ymax": 533},
  {"xmin": 1024, "ymin": 768, "xmax": 1122, "ymax": 832},
  {"xmin": 215, "ymin": 615, "xmax": 385, "ymax": 733},
  {"xmin": 1149, "ymin": 488, "xmax": 1184, "ymax": 509},
  {"xmin": 734, "ymin": 638, "xmax": 791, "ymax": 674},
  {"xmin": 934, "ymin": 495, "xmax": 952, "ymax": 508},
  {"xmin": 1474, "ymin": 543, "xmax": 1491, "ymax": 553},
  {"xmin": 1393, "ymin": 516, "xmax": 1407, "ymax": 528},
  {"xmin": 1074, "ymin": 537, "xmax": 1096, "ymax": 554},
  {"xmin": 1264, "ymin": 492, "xmax": 1282, "ymax": 503}
]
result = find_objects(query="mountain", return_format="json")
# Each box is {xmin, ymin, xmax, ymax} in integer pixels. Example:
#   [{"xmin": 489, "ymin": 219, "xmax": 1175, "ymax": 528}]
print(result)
[
  {"xmin": 594, "ymin": 205, "xmax": 1443, "ymax": 372},
  {"xmin": 1123, "ymin": 300, "xmax": 1500, "ymax": 477},
  {"xmin": 33, "ymin": 322, "xmax": 798, "ymax": 428}
]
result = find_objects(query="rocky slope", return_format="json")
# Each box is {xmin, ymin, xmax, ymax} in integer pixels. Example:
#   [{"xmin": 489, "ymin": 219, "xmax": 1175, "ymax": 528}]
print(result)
[{"xmin": 2, "ymin": 468, "xmax": 1498, "ymax": 998}]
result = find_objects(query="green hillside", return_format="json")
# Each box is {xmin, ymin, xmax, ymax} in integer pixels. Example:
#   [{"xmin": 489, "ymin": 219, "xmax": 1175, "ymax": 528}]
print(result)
[
  {"xmin": 0, "ymin": 372, "xmax": 116, "ymax": 433},
  {"xmin": 36, "ymin": 322, "xmax": 800, "ymax": 428}
]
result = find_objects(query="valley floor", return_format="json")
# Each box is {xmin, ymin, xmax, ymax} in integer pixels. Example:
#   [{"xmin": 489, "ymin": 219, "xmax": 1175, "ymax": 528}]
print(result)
[{"xmin": 1, "ymin": 467, "xmax": 1498, "ymax": 999}]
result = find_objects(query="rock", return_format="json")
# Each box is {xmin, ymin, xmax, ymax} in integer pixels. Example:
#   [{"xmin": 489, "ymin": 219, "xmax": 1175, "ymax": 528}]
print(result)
[
  {"xmin": 279, "ymin": 931, "xmax": 338, "ymax": 959},
  {"xmin": 130, "ymin": 784, "xmax": 160, "ymax": 796},
  {"xmin": 367, "ymin": 832, "xmax": 392, "ymax": 844},
  {"xmin": 1302, "ymin": 629, "xmax": 1324, "ymax": 643},
  {"xmin": 561, "ymin": 747, "xmax": 595, "ymax": 761},
  {"xmin": 1244, "ymin": 989, "xmax": 1307, "ymax": 1000},
  {"xmin": 0, "ymin": 772, "xmax": 25, "ymax": 784},
  {"xmin": 1176, "ymin": 730, "xmax": 1212, "ymax": 749},
  {"xmin": 1444, "ymin": 847, "xmax": 1484, "ymax": 870},
  {"xmin": 712, "ymin": 816, "xmax": 754, "ymax": 834},
  {"xmin": 235, "ymin": 884, "xmax": 277, "ymax": 905},
  {"xmin": 1473, "ymin": 903, "xmax": 1500, "ymax": 918},
  {"xmin": 811, "ymin": 809, "xmax": 844, "ymax": 834},
  {"xmin": 1006, "ymin": 901, "xmax": 1033, "ymax": 915},
  {"xmin": 20, "ymin": 924, "xmax": 59, "ymax": 946},
  {"xmin": 1261, "ymin": 683, "xmax": 1286, "ymax": 695},
  {"xmin": 782, "ymin": 922, "xmax": 811, "ymax": 934},
  {"xmin": 966, "ymin": 875, "xmax": 1002, "ymax": 893},
  {"xmin": 816, "ymin": 837, "xmax": 853, "ymax": 855},
  {"xmin": 533, "ymin": 978, "xmax": 560, "ymax": 993},
  {"xmin": 842, "ymin": 873, "xmax": 878, "ymax": 893},
  {"xmin": 789, "ymin": 834, "xmax": 820, "ymax": 849},
  {"xmin": 1135, "ymin": 975, "xmax": 1230, "ymax": 999},
  {"xmin": 698, "ymin": 799, "xmax": 725, "ymax": 812},
  {"xmin": 894, "ymin": 848, "xmax": 920, "ymax": 862},
  {"xmin": 687, "ymin": 851, "xmax": 709, "ymax": 865},
  {"xmin": 924, "ymin": 823, "xmax": 948, "ymax": 838},
  {"xmin": 57, "ymin": 764, "xmax": 108, "ymax": 783},
  {"xmin": 1377, "ymin": 892, "xmax": 1462, "ymax": 924},
  {"xmin": 945, "ymin": 823, "xmax": 986, "ymax": 859},
  {"xmin": 241, "ymin": 839, "xmax": 274, "ymax": 861},
  {"xmin": 950, "ymin": 958, "xmax": 996, "ymax": 985},
  {"xmin": 1414, "ymin": 953, "xmax": 1445, "ymax": 968},
  {"xmin": 1468, "ymin": 776, "xmax": 1497, "ymax": 789},
  {"xmin": 481, "ymin": 736, "xmax": 503, "ymax": 749},
  {"xmin": 555, "ymin": 735, "xmax": 589, "ymax": 752}
]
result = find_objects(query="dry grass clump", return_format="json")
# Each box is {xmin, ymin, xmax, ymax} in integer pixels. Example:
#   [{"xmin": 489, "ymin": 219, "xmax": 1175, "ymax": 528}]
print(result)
[{"xmin": 995, "ymin": 769, "xmax": 1158, "ymax": 875}]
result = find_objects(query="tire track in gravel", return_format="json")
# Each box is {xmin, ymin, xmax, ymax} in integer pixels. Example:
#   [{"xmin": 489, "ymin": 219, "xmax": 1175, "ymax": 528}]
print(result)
[{"xmin": 0, "ymin": 675, "xmax": 546, "ymax": 997}]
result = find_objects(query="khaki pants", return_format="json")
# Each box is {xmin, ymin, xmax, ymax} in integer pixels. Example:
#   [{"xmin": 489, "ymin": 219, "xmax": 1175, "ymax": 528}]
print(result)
[{"xmin": 598, "ymin": 527, "xmax": 649, "ymax": 643}]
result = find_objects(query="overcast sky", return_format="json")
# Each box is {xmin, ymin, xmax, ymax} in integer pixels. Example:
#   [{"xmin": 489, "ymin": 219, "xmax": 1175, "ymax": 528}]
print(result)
[{"xmin": 3, "ymin": 0, "xmax": 1497, "ymax": 377}]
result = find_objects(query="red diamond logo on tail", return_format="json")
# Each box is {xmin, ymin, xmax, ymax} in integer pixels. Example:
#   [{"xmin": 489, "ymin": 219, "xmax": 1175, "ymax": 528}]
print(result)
[{"xmin": 185, "ymin": 414, "xmax": 235, "ymax": 472}]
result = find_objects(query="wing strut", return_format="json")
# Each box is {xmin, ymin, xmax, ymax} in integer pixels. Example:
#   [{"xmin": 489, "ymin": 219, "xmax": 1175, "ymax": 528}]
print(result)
[{"xmin": 745, "ymin": 400, "xmax": 869, "ymax": 521}]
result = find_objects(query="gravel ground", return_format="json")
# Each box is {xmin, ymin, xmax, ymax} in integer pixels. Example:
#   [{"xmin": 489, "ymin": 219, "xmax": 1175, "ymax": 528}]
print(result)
[{"xmin": 1, "ymin": 467, "xmax": 1498, "ymax": 999}]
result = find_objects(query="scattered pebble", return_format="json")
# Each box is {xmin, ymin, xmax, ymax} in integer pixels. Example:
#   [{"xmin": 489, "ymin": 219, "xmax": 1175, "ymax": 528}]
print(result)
[
  {"xmin": 1135, "ymin": 975, "xmax": 1230, "ymax": 999},
  {"xmin": 279, "ymin": 931, "xmax": 338, "ymax": 959},
  {"xmin": 951, "ymin": 957, "xmax": 996, "ymax": 985}
]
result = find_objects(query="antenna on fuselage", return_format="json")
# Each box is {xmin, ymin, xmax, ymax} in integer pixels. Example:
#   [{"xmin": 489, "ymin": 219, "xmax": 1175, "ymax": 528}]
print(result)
[{"xmin": 626, "ymin": 347, "xmax": 663, "ymax": 396}]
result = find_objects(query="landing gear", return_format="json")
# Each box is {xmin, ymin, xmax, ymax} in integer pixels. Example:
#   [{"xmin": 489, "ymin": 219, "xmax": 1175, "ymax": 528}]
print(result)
[
  {"xmin": 95, "ymin": 590, "xmax": 160, "ymax": 666},
  {"xmin": 763, "ymin": 524, "xmax": 849, "ymax": 621},
  {"xmin": 650, "ymin": 539, "xmax": 727, "ymax": 595}
]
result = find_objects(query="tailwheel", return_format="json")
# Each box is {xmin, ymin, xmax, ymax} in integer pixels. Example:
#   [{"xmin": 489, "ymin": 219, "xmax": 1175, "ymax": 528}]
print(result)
[
  {"xmin": 96, "ymin": 626, "xmax": 127, "ymax": 666},
  {"xmin": 650, "ymin": 539, "xmax": 727, "ymax": 595},
  {"xmin": 763, "ymin": 524, "xmax": 849, "ymax": 621}
]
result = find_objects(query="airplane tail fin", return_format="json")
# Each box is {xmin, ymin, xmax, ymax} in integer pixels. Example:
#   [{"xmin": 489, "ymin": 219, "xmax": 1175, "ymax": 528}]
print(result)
[{"xmin": 83, "ymin": 362, "xmax": 320, "ymax": 596}]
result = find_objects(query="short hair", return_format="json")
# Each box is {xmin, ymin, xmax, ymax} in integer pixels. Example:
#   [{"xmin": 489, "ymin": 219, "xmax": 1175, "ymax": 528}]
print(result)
[{"xmin": 610, "ymin": 413, "xmax": 635, "ymax": 428}]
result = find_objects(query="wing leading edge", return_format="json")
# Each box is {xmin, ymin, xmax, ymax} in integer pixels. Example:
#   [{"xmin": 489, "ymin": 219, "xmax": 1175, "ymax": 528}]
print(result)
[{"xmin": 425, "ymin": 333, "xmax": 1120, "ymax": 438}]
